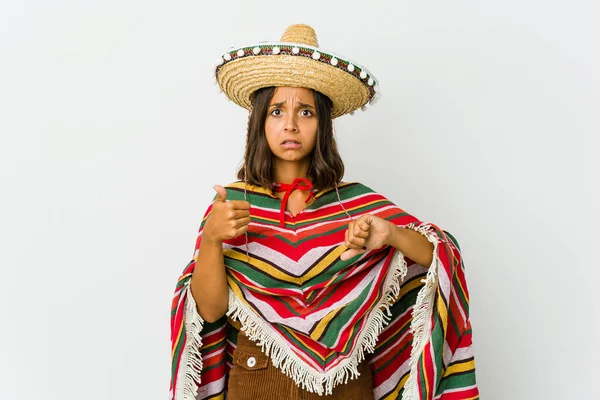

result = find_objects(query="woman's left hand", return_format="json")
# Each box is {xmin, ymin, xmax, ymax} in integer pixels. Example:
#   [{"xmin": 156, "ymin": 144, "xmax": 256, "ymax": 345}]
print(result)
[{"xmin": 340, "ymin": 214, "xmax": 394, "ymax": 261}]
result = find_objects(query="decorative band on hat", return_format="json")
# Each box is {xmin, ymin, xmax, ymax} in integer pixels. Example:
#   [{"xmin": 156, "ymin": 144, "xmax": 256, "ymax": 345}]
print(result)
[{"xmin": 215, "ymin": 44, "xmax": 378, "ymax": 101}]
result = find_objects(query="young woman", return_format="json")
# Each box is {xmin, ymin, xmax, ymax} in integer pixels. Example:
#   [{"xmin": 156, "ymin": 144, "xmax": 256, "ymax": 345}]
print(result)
[{"xmin": 170, "ymin": 24, "xmax": 478, "ymax": 400}]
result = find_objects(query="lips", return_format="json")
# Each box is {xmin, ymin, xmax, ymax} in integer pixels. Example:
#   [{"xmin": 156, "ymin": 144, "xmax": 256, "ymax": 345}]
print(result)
[{"xmin": 281, "ymin": 139, "xmax": 302, "ymax": 149}]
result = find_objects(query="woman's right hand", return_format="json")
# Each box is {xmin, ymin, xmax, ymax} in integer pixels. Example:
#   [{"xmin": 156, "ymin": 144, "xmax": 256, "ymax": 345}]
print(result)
[{"xmin": 202, "ymin": 185, "xmax": 251, "ymax": 243}]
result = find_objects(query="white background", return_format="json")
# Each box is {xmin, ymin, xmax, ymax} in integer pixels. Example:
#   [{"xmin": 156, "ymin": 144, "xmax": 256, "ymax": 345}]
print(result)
[{"xmin": 1, "ymin": 1, "xmax": 599, "ymax": 399}]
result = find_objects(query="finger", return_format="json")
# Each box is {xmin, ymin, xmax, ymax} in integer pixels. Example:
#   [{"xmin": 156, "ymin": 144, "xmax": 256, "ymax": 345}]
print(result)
[
  {"xmin": 228, "ymin": 200, "xmax": 251, "ymax": 210},
  {"xmin": 227, "ymin": 219, "xmax": 250, "ymax": 238},
  {"xmin": 345, "ymin": 220, "xmax": 356, "ymax": 243},
  {"xmin": 232, "ymin": 217, "xmax": 251, "ymax": 228},
  {"xmin": 344, "ymin": 226, "xmax": 350, "ymax": 247},
  {"xmin": 347, "ymin": 235, "xmax": 366, "ymax": 249},
  {"xmin": 340, "ymin": 248, "xmax": 366, "ymax": 261},
  {"xmin": 229, "ymin": 209, "xmax": 250, "ymax": 219},
  {"xmin": 233, "ymin": 224, "xmax": 249, "ymax": 237},
  {"xmin": 352, "ymin": 224, "xmax": 369, "ymax": 239},
  {"xmin": 345, "ymin": 223, "xmax": 365, "ymax": 248},
  {"xmin": 213, "ymin": 185, "xmax": 227, "ymax": 202},
  {"xmin": 357, "ymin": 217, "xmax": 371, "ymax": 232}
]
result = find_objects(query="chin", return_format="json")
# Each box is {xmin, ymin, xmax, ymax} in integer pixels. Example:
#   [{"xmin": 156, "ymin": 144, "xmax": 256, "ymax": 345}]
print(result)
[{"xmin": 276, "ymin": 153, "xmax": 308, "ymax": 162}]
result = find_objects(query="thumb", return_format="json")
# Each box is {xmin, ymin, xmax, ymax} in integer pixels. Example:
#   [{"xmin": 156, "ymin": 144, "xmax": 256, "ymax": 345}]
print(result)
[
  {"xmin": 213, "ymin": 185, "xmax": 228, "ymax": 202},
  {"xmin": 340, "ymin": 248, "xmax": 364, "ymax": 262}
]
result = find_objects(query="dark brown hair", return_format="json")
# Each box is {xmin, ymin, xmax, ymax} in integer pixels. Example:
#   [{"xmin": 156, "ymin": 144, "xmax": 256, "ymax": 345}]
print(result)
[{"xmin": 236, "ymin": 87, "xmax": 345, "ymax": 192}]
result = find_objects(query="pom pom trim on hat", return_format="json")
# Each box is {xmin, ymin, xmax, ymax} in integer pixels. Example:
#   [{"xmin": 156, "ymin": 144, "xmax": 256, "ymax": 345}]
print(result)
[{"xmin": 215, "ymin": 42, "xmax": 379, "ymax": 116}]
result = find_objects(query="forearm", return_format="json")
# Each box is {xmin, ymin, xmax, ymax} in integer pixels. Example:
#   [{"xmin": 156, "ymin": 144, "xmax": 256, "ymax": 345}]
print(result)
[
  {"xmin": 190, "ymin": 236, "xmax": 229, "ymax": 323},
  {"xmin": 386, "ymin": 224, "xmax": 434, "ymax": 267}
]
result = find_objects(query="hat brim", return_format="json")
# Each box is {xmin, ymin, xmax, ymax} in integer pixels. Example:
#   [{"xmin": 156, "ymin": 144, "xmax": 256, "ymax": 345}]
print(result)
[{"xmin": 216, "ymin": 44, "xmax": 377, "ymax": 118}]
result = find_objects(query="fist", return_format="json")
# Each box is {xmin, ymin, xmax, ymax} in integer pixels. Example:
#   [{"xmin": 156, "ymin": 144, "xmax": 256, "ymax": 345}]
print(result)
[
  {"xmin": 340, "ymin": 214, "xmax": 394, "ymax": 261},
  {"xmin": 203, "ymin": 185, "xmax": 251, "ymax": 243}
]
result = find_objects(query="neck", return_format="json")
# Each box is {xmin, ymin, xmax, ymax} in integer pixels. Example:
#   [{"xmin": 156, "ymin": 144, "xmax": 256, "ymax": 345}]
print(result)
[{"xmin": 273, "ymin": 158, "xmax": 311, "ymax": 184}]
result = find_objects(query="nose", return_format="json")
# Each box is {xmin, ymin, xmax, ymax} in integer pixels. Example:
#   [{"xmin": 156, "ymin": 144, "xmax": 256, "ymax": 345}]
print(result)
[{"xmin": 283, "ymin": 113, "xmax": 298, "ymax": 133}]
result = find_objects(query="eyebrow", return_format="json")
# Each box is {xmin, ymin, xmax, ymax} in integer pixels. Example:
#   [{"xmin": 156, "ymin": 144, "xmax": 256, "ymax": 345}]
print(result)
[{"xmin": 269, "ymin": 101, "xmax": 315, "ymax": 110}]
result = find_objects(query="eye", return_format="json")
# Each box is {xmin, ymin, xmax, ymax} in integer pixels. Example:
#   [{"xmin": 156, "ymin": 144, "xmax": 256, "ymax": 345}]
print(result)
[
  {"xmin": 301, "ymin": 109, "xmax": 313, "ymax": 117},
  {"xmin": 271, "ymin": 109, "xmax": 282, "ymax": 116}
]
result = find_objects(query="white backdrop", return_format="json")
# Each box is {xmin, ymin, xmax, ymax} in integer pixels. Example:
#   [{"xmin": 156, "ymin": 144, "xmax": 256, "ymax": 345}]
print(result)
[{"xmin": 1, "ymin": 1, "xmax": 599, "ymax": 399}]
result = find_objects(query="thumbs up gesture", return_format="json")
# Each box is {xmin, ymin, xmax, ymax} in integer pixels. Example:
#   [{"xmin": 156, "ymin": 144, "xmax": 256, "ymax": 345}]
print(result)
[{"xmin": 203, "ymin": 185, "xmax": 251, "ymax": 244}]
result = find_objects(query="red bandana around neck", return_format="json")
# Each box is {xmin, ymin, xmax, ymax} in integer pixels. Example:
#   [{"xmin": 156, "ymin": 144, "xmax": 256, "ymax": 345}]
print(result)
[{"xmin": 272, "ymin": 177, "xmax": 314, "ymax": 227}]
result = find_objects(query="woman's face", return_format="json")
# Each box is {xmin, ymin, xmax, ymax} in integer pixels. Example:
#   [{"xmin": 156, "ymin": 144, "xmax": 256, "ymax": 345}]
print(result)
[{"xmin": 264, "ymin": 87, "xmax": 318, "ymax": 163}]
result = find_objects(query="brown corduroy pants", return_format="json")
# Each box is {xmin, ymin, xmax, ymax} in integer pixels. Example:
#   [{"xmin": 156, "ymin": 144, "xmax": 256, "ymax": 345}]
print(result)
[{"xmin": 227, "ymin": 330, "xmax": 374, "ymax": 400}]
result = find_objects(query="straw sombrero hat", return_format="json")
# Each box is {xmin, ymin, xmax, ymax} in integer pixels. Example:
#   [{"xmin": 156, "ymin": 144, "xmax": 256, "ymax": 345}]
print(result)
[{"xmin": 214, "ymin": 24, "xmax": 380, "ymax": 119}]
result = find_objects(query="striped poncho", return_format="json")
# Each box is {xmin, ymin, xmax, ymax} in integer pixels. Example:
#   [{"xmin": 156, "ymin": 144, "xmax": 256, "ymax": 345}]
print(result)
[{"xmin": 170, "ymin": 181, "xmax": 478, "ymax": 399}]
